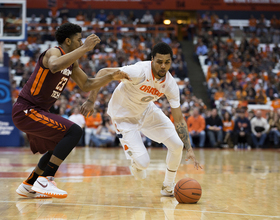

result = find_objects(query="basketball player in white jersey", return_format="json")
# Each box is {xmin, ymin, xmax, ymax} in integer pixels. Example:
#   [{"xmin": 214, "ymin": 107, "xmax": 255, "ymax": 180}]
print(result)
[{"xmin": 81, "ymin": 42, "xmax": 202, "ymax": 195}]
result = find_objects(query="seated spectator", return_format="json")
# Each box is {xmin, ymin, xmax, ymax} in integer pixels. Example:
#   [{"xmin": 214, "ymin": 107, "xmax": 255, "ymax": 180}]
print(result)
[
  {"xmin": 206, "ymin": 108, "xmax": 223, "ymax": 148},
  {"xmin": 76, "ymin": 11, "xmax": 85, "ymax": 21},
  {"xmin": 84, "ymin": 110, "xmax": 102, "ymax": 147},
  {"xmin": 97, "ymin": 10, "xmax": 107, "ymax": 22},
  {"xmin": 255, "ymin": 90, "xmax": 267, "ymax": 104},
  {"xmin": 141, "ymin": 10, "xmax": 154, "ymax": 24},
  {"xmin": 196, "ymin": 41, "xmax": 208, "ymax": 56},
  {"xmin": 222, "ymin": 111, "xmax": 234, "ymax": 147},
  {"xmin": 106, "ymin": 11, "xmax": 115, "ymax": 24},
  {"xmin": 91, "ymin": 113, "xmax": 116, "ymax": 147},
  {"xmin": 266, "ymin": 82, "xmax": 278, "ymax": 100},
  {"xmin": 214, "ymin": 87, "xmax": 224, "ymax": 101},
  {"xmin": 181, "ymin": 78, "xmax": 193, "ymax": 95},
  {"xmin": 251, "ymin": 110, "xmax": 270, "ymax": 148},
  {"xmin": 250, "ymin": 33, "xmax": 260, "ymax": 47},
  {"xmin": 29, "ymin": 14, "xmax": 37, "ymax": 30},
  {"xmin": 59, "ymin": 107, "xmax": 69, "ymax": 119},
  {"xmin": 154, "ymin": 12, "xmax": 163, "ymax": 25},
  {"xmin": 39, "ymin": 14, "xmax": 47, "ymax": 30},
  {"xmin": 187, "ymin": 108, "xmax": 206, "ymax": 148},
  {"xmin": 127, "ymin": 11, "xmax": 136, "ymax": 24},
  {"xmin": 246, "ymin": 88, "xmax": 256, "ymax": 104},
  {"xmin": 233, "ymin": 109, "xmax": 252, "ymax": 149},
  {"xmin": 61, "ymin": 15, "xmax": 68, "ymax": 24},
  {"xmin": 117, "ymin": 11, "xmax": 127, "ymax": 24},
  {"xmin": 59, "ymin": 3, "xmax": 69, "ymax": 18},
  {"xmin": 161, "ymin": 33, "xmax": 172, "ymax": 45},
  {"xmin": 249, "ymin": 15, "xmax": 257, "ymax": 33},
  {"xmin": 268, "ymin": 112, "xmax": 280, "ymax": 147}
]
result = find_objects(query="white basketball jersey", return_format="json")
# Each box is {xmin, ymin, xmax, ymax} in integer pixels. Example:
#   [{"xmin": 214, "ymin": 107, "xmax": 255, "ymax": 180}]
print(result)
[{"xmin": 107, "ymin": 61, "xmax": 180, "ymax": 119}]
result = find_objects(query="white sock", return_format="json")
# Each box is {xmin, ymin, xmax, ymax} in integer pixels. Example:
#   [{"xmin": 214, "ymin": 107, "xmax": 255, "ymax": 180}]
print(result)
[{"xmin": 163, "ymin": 168, "xmax": 177, "ymax": 185}]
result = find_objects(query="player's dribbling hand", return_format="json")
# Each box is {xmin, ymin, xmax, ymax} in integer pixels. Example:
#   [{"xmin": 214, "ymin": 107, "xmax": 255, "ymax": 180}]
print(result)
[
  {"xmin": 80, "ymin": 100, "xmax": 95, "ymax": 117},
  {"xmin": 186, "ymin": 148, "xmax": 203, "ymax": 170},
  {"xmin": 112, "ymin": 70, "xmax": 131, "ymax": 81},
  {"xmin": 82, "ymin": 34, "xmax": 101, "ymax": 52}
]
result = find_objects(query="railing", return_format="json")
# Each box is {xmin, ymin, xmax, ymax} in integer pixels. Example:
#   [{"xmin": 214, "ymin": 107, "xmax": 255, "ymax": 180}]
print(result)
[{"xmin": 27, "ymin": 23, "xmax": 178, "ymax": 36}]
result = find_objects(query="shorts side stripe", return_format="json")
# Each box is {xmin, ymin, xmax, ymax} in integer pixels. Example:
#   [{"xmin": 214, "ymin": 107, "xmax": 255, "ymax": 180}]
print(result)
[{"xmin": 25, "ymin": 109, "xmax": 66, "ymax": 131}]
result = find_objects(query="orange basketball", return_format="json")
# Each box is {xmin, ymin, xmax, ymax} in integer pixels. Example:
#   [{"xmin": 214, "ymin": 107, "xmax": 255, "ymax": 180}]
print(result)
[{"xmin": 174, "ymin": 177, "xmax": 202, "ymax": 204}]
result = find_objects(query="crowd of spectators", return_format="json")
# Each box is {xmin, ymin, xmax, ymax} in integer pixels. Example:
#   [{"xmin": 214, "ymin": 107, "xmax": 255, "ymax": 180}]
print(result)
[
  {"xmin": 192, "ymin": 12, "xmax": 280, "ymax": 149},
  {"xmin": 6, "ymin": 9, "xmax": 280, "ymax": 148},
  {"xmin": 7, "ymin": 9, "xmax": 191, "ymax": 147}
]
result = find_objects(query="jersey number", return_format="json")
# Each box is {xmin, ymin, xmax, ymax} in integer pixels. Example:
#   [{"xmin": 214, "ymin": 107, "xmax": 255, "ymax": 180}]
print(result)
[
  {"xmin": 141, "ymin": 96, "xmax": 154, "ymax": 102},
  {"xmin": 56, "ymin": 77, "xmax": 68, "ymax": 92}
]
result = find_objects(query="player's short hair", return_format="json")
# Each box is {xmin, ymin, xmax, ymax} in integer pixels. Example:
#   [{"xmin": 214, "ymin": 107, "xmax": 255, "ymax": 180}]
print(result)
[
  {"xmin": 55, "ymin": 23, "xmax": 82, "ymax": 45},
  {"xmin": 151, "ymin": 42, "xmax": 173, "ymax": 59}
]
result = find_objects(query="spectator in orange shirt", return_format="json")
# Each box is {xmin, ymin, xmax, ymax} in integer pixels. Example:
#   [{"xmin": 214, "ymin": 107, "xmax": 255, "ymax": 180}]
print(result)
[
  {"xmin": 214, "ymin": 87, "xmax": 224, "ymax": 101},
  {"xmin": 84, "ymin": 110, "xmax": 103, "ymax": 147},
  {"xmin": 76, "ymin": 11, "xmax": 85, "ymax": 21},
  {"xmin": 255, "ymin": 90, "xmax": 267, "ymax": 104},
  {"xmin": 249, "ymin": 15, "xmax": 257, "ymax": 32},
  {"xmin": 222, "ymin": 111, "xmax": 234, "ymax": 147},
  {"xmin": 249, "ymin": 33, "xmax": 260, "ymax": 47},
  {"xmin": 187, "ymin": 108, "xmax": 206, "ymax": 148}
]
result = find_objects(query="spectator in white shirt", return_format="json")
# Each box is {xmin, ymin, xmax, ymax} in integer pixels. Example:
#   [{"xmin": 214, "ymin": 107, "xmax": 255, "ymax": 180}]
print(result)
[
  {"xmin": 141, "ymin": 11, "xmax": 154, "ymax": 24},
  {"xmin": 251, "ymin": 110, "xmax": 270, "ymax": 148}
]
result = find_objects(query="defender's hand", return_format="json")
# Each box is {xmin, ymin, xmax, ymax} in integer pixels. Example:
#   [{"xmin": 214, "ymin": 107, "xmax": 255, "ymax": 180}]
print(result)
[
  {"xmin": 80, "ymin": 100, "xmax": 95, "ymax": 117},
  {"xmin": 112, "ymin": 70, "xmax": 130, "ymax": 81},
  {"xmin": 82, "ymin": 34, "xmax": 101, "ymax": 52},
  {"xmin": 186, "ymin": 148, "xmax": 202, "ymax": 170}
]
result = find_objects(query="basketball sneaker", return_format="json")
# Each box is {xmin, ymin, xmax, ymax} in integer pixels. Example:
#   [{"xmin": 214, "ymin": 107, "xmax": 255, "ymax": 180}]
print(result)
[
  {"xmin": 16, "ymin": 181, "xmax": 51, "ymax": 198},
  {"xmin": 31, "ymin": 176, "xmax": 67, "ymax": 199},
  {"xmin": 130, "ymin": 162, "xmax": 146, "ymax": 180},
  {"xmin": 160, "ymin": 182, "xmax": 175, "ymax": 196}
]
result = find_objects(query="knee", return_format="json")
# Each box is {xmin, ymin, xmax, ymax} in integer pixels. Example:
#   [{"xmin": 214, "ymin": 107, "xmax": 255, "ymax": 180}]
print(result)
[
  {"xmin": 199, "ymin": 130, "xmax": 205, "ymax": 136},
  {"xmin": 68, "ymin": 124, "xmax": 83, "ymax": 139},
  {"xmin": 171, "ymin": 143, "xmax": 184, "ymax": 154},
  {"xmin": 135, "ymin": 158, "xmax": 150, "ymax": 170}
]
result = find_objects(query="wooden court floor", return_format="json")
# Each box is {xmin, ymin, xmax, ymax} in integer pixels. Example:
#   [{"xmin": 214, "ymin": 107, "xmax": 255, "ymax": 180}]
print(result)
[{"xmin": 0, "ymin": 146, "xmax": 280, "ymax": 220}]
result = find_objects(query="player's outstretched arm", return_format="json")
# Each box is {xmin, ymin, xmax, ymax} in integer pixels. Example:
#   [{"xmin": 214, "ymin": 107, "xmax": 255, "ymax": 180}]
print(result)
[
  {"xmin": 171, "ymin": 107, "xmax": 203, "ymax": 170},
  {"xmin": 43, "ymin": 34, "xmax": 101, "ymax": 73},
  {"xmin": 72, "ymin": 65, "xmax": 129, "ymax": 93},
  {"xmin": 80, "ymin": 68, "xmax": 122, "ymax": 117}
]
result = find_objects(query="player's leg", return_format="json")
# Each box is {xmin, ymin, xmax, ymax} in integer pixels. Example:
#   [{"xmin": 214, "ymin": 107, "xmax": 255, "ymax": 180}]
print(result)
[
  {"xmin": 141, "ymin": 104, "xmax": 183, "ymax": 196},
  {"xmin": 16, "ymin": 151, "xmax": 53, "ymax": 198},
  {"xmin": 160, "ymin": 135, "xmax": 183, "ymax": 196},
  {"xmin": 117, "ymin": 129, "xmax": 150, "ymax": 180},
  {"xmin": 13, "ymin": 106, "xmax": 82, "ymax": 198},
  {"xmin": 32, "ymin": 123, "xmax": 82, "ymax": 198}
]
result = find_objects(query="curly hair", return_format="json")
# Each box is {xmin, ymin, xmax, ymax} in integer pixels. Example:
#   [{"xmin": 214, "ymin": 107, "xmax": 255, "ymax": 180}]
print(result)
[
  {"xmin": 55, "ymin": 23, "xmax": 82, "ymax": 45},
  {"xmin": 151, "ymin": 42, "xmax": 173, "ymax": 59}
]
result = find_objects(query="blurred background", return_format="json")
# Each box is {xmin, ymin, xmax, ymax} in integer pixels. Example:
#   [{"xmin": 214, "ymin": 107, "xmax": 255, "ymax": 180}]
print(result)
[{"xmin": 1, "ymin": 0, "xmax": 280, "ymax": 150}]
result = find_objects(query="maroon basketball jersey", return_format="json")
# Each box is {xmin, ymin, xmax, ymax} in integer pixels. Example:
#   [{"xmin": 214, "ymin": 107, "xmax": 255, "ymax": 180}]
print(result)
[{"xmin": 19, "ymin": 47, "xmax": 73, "ymax": 110}]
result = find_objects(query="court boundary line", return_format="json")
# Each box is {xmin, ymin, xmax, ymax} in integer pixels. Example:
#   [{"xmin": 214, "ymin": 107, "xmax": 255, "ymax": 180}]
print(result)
[
  {"xmin": 1, "ymin": 200, "xmax": 280, "ymax": 218},
  {"xmin": 0, "ymin": 175, "xmax": 133, "ymax": 179}
]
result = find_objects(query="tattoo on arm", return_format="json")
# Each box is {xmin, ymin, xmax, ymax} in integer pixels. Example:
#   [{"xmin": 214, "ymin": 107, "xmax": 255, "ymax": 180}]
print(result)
[{"xmin": 175, "ymin": 121, "xmax": 192, "ymax": 150}]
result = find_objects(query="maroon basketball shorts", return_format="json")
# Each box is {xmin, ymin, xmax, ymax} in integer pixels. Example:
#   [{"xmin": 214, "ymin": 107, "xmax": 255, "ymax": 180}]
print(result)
[{"xmin": 12, "ymin": 99, "xmax": 74, "ymax": 154}]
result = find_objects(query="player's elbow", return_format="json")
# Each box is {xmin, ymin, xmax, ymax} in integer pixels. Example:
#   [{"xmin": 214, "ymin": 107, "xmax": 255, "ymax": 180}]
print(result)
[
  {"xmin": 49, "ymin": 63, "xmax": 60, "ymax": 73},
  {"xmin": 82, "ymin": 78, "xmax": 98, "ymax": 92}
]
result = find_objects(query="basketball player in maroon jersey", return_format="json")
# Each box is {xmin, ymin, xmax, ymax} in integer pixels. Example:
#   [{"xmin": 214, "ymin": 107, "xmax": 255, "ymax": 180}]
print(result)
[{"xmin": 12, "ymin": 23, "xmax": 129, "ymax": 198}]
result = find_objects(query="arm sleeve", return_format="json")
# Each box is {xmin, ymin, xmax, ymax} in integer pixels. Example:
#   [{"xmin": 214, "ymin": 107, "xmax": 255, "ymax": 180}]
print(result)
[
  {"xmin": 165, "ymin": 79, "xmax": 180, "ymax": 109},
  {"xmin": 120, "ymin": 62, "xmax": 145, "ymax": 84}
]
